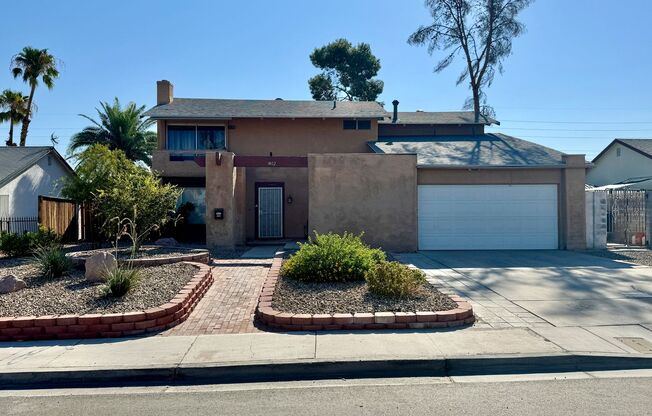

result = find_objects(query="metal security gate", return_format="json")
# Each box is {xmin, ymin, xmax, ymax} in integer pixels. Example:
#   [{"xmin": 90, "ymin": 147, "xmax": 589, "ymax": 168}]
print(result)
[
  {"xmin": 606, "ymin": 190, "xmax": 647, "ymax": 245},
  {"xmin": 257, "ymin": 184, "xmax": 283, "ymax": 239}
]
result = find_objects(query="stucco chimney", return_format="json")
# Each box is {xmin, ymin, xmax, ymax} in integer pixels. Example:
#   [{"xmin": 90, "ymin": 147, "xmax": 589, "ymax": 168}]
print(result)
[
  {"xmin": 392, "ymin": 99, "xmax": 399, "ymax": 123},
  {"xmin": 157, "ymin": 80, "xmax": 173, "ymax": 105}
]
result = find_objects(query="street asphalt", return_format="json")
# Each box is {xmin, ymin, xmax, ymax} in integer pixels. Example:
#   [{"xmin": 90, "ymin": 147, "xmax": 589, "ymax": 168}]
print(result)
[{"xmin": 3, "ymin": 373, "xmax": 652, "ymax": 415}]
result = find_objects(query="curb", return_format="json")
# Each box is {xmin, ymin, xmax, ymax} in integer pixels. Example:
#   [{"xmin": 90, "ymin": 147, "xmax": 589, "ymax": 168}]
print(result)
[{"xmin": 3, "ymin": 353, "xmax": 652, "ymax": 389}]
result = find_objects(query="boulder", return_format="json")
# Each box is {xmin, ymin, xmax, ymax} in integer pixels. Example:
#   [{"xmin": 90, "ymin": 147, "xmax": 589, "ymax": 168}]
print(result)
[
  {"xmin": 0, "ymin": 275, "xmax": 26, "ymax": 294},
  {"xmin": 85, "ymin": 251, "xmax": 117, "ymax": 283},
  {"xmin": 154, "ymin": 237, "xmax": 179, "ymax": 247}
]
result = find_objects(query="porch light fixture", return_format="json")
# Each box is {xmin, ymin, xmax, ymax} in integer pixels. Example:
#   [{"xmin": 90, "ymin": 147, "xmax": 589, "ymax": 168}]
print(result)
[{"xmin": 286, "ymin": 195, "xmax": 293, "ymax": 204}]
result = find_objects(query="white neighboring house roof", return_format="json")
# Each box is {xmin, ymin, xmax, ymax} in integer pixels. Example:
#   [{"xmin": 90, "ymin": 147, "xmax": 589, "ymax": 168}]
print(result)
[
  {"xmin": 589, "ymin": 176, "xmax": 652, "ymax": 190},
  {"xmin": 0, "ymin": 146, "xmax": 74, "ymax": 189}
]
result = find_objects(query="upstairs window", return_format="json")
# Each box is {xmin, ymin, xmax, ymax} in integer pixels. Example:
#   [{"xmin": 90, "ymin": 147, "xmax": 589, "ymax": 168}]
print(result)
[
  {"xmin": 357, "ymin": 119, "xmax": 371, "ymax": 130},
  {"xmin": 343, "ymin": 119, "xmax": 371, "ymax": 130},
  {"xmin": 167, "ymin": 126, "xmax": 225, "ymax": 150}
]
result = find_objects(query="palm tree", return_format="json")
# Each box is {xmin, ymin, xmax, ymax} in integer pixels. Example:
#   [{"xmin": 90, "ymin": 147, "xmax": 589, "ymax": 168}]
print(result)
[
  {"xmin": 0, "ymin": 90, "xmax": 29, "ymax": 146},
  {"xmin": 11, "ymin": 47, "xmax": 60, "ymax": 146},
  {"xmin": 69, "ymin": 98, "xmax": 157, "ymax": 165}
]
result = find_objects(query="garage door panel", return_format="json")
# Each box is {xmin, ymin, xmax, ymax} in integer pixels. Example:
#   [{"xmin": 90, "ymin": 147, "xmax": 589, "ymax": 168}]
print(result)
[{"xmin": 418, "ymin": 185, "xmax": 558, "ymax": 250}]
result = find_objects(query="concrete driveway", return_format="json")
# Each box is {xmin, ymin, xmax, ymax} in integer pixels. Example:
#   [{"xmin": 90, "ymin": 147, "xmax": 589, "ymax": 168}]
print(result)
[{"xmin": 397, "ymin": 250, "xmax": 652, "ymax": 328}]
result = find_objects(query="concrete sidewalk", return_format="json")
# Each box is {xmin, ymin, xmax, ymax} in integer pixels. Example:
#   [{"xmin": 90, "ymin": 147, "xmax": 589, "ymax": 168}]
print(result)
[{"xmin": 2, "ymin": 326, "xmax": 652, "ymax": 387}]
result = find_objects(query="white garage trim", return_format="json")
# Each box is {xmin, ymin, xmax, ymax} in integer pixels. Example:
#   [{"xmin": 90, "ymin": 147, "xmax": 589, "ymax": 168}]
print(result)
[{"xmin": 418, "ymin": 184, "xmax": 558, "ymax": 250}]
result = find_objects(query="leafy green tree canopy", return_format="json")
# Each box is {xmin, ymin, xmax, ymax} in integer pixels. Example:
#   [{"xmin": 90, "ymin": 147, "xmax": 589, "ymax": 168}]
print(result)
[
  {"xmin": 69, "ymin": 98, "xmax": 157, "ymax": 166},
  {"xmin": 308, "ymin": 39, "xmax": 384, "ymax": 101},
  {"xmin": 97, "ymin": 167, "xmax": 181, "ymax": 255},
  {"xmin": 61, "ymin": 144, "xmax": 181, "ymax": 255},
  {"xmin": 61, "ymin": 144, "xmax": 139, "ymax": 205},
  {"xmin": 409, "ymin": 0, "xmax": 533, "ymax": 121}
]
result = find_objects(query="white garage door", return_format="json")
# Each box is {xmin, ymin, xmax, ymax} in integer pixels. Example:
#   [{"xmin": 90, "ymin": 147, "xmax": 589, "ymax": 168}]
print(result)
[{"xmin": 418, "ymin": 185, "xmax": 558, "ymax": 250}]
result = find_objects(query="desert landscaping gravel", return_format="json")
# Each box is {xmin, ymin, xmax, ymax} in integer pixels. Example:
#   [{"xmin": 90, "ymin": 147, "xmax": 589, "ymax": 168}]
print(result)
[
  {"xmin": 0, "ymin": 259, "xmax": 197, "ymax": 317},
  {"xmin": 586, "ymin": 249, "xmax": 652, "ymax": 266},
  {"xmin": 272, "ymin": 277, "xmax": 458, "ymax": 314}
]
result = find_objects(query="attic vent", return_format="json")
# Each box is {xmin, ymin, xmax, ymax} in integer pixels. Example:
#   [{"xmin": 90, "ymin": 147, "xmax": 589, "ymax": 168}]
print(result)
[
  {"xmin": 275, "ymin": 98, "xmax": 283, "ymax": 100},
  {"xmin": 416, "ymin": 109, "xmax": 424, "ymax": 112}
]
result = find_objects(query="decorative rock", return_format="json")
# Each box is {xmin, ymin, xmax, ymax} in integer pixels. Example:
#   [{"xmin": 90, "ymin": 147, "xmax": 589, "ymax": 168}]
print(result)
[
  {"xmin": 85, "ymin": 251, "xmax": 117, "ymax": 282},
  {"xmin": 0, "ymin": 275, "xmax": 26, "ymax": 294},
  {"xmin": 154, "ymin": 237, "xmax": 179, "ymax": 247}
]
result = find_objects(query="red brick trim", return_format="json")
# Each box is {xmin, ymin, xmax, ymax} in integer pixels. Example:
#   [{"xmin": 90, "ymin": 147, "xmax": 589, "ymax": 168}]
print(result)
[
  {"xmin": 0, "ymin": 262, "xmax": 213, "ymax": 342},
  {"xmin": 255, "ymin": 255, "xmax": 475, "ymax": 331}
]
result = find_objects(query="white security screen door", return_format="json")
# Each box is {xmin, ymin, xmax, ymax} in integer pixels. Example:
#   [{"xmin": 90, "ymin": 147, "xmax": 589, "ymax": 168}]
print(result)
[{"xmin": 258, "ymin": 186, "xmax": 283, "ymax": 239}]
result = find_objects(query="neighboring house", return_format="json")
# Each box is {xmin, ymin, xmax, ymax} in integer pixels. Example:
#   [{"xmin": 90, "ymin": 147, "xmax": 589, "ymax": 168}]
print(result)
[
  {"xmin": 145, "ymin": 80, "xmax": 588, "ymax": 251},
  {"xmin": 587, "ymin": 139, "xmax": 652, "ymax": 190},
  {"xmin": 0, "ymin": 146, "xmax": 74, "ymax": 220}
]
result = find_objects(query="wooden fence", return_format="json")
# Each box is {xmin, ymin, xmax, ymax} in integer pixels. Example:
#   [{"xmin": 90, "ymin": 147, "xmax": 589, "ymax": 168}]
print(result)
[{"xmin": 38, "ymin": 196, "xmax": 78, "ymax": 242}]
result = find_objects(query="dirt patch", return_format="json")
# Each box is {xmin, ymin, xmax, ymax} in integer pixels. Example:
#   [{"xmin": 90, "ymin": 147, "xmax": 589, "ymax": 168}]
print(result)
[{"xmin": 272, "ymin": 276, "xmax": 458, "ymax": 315}]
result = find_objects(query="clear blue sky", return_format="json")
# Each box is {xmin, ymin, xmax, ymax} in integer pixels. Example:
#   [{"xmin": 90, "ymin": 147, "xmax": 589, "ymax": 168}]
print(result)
[{"xmin": 1, "ymin": 0, "xmax": 651, "ymax": 160}]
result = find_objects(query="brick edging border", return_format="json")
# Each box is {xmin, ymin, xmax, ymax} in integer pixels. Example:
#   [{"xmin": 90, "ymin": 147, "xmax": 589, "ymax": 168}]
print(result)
[
  {"xmin": 68, "ymin": 249, "xmax": 211, "ymax": 268},
  {"xmin": 256, "ymin": 254, "xmax": 475, "ymax": 331},
  {"xmin": 0, "ymin": 262, "xmax": 213, "ymax": 342}
]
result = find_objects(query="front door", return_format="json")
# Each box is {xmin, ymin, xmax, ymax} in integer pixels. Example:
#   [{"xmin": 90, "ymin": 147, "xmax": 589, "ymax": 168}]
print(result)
[{"xmin": 257, "ymin": 184, "xmax": 284, "ymax": 239}]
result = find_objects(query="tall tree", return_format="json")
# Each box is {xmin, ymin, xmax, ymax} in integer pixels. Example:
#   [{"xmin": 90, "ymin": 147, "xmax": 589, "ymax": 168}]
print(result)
[
  {"xmin": 0, "ymin": 90, "xmax": 28, "ymax": 146},
  {"xmin": 308, "ymin": 39, "xmax": 384, "ymax": 101},
  {"xmin": 11, "ymin": 47, "xmax": 60, "ymax": 146},
  {"xmin": 409, "ymin": 0, "xmax": 533, "ymax": 121},
  {"xmin": 68, "ymin": 98, "xmax": 157, "ymax": 166}
]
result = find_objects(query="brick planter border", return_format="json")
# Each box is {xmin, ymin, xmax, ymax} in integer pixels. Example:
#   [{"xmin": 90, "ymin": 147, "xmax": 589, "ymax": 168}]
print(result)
[
  {"xmin": 256, "ymin": 254, "xmax": 475, "ymax": 331},
  {"xmin": 68, "ymin": 249, "xmax": 210, "ymax": 268},
  {"xmin": 0, "ymin": 262, "xmax": 213, "ymax": 342}
]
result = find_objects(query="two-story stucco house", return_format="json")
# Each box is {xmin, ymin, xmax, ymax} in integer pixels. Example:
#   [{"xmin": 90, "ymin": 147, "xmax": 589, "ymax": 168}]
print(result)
[
  {"xmin": 587, "ymin": 139, "xmax": 652, "ymax": 190},
  {"xmin": 145, "ymin": 80, "xmax": 588, "ymax": 251}
]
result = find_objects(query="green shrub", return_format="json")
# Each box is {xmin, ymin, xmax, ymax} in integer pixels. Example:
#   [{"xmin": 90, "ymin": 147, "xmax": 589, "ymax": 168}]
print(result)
[
  {"xmin": 32, "ymin": 244, "xmax": 72, "ymax": 278},
  {"xmin": 104, "ymin": 267, "xmax": 140, "ymax": 297},
  {"xmin": 0, "ymin": 227, "xmax": 61, "ymax": 258},
  {"xmin": 365, "ymin": 261, "xmax": 427, "ymax": 298},
  {"xmin": 0, "ymin": 232, "xmax": 33, "ymax": 257},
  {"xmin": 281, "ymin": 232, "xmax": 385, "ymax": 282},
  {"xmin": 31, "ymin": 226, "xmax": 61, "ymax": 248}
]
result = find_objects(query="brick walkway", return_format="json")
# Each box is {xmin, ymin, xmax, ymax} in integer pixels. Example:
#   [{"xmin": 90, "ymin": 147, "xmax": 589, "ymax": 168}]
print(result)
[{"xmin": 163, "ymin": 257, "xmax": 271, "ymax": 336}]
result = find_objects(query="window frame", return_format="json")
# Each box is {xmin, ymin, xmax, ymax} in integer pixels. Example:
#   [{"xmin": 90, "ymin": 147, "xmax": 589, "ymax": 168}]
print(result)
[
  {"xmin": 166, "ymin": 124, "xmax": 227, "ymax": 151},
  {"xmin": 342, "ymin": 119, "xmax": 372, "ymax": 130}
]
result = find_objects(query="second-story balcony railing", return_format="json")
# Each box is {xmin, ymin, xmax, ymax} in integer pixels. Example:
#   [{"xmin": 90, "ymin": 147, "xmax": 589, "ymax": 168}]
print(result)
[{"xmin": 152, "ymin": 150, "xmax": 211, "ymax": 177}]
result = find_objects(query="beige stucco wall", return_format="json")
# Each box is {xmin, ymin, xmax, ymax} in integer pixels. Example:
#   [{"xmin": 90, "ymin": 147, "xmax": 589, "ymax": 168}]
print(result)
[
  {"xmin": 308, "ymin": 153, "xmax": 418, "ymax": 252},
  {"xmin": 418, "ymin": 168, "xmax": 562, "ymax": 185},
  {"xmin": 245, "ymin": 167, "xmax": 309, "ymax": 240},
  {"xmin": 561, "ymin": 155, "xmax": 587, "ymax": 250},
  {"xmin": 152, "ymin": 150, "xmax": 206, "ymax": 177},
  {"xmin": 205, "ymin": 152, "xmax": 246, "ymax": 248},
  {"xmin": 228, "ymin": 118, "xmax": 377, "ymax": 156}
]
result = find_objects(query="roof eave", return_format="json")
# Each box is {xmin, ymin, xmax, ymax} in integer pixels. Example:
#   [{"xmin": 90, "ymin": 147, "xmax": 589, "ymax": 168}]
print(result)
[
  {"xmin": 416, "ymin": 163, "xmax": 569, "ymax": 169},
  {"xmin": 146, "ymin": 114, "xmax": 387, "ymax": 120}
]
